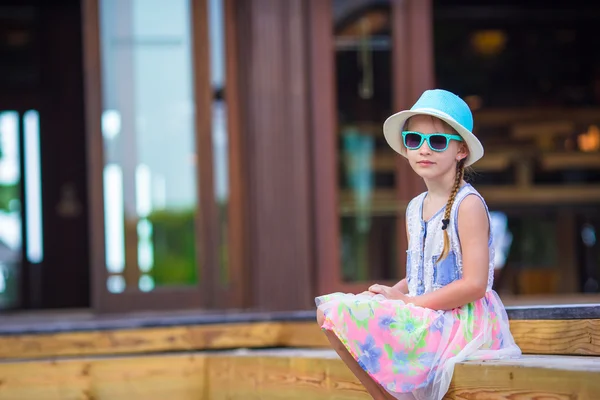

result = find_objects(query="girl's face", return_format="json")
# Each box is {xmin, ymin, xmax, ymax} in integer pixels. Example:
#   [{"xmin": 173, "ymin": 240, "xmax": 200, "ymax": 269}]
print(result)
[{"xmin": 404, "ymin": 115, "xmax": 468, "ymax": 180}]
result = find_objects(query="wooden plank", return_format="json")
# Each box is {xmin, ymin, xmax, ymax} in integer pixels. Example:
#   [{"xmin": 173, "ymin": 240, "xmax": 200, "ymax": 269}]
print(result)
[
  {"xmin": 511, "ymin": 120, "xmax": 575, "ymax": 140},
  {"xmin": 207, "ymin": 353, "xmax": 368, "ymax": 400},
  {"xmin": 3, "ymin": 318, "xmax": 600, "ymax": 360},
  {"xmin": 0, "ymin": 354, "xmax": 207, "ymax": 400},
  {"xmin": 1, "ymin": 352, "xmax": 599, "ymax": 400},
  {"xmin": 344, "ymin": 185, "xmax": 600, "ymax": 208},
  {"xmin": 540, "ymin": 152, "xmax": 600, "ymax": 171},
  {"xmin": 449, "ymin": 356, "xmax": 600, "ymax": 399},
  {"xmin": 479, "ymin": 185, "xmax": 600, "ymax": 206},
  {"xmin": 283, "ymin": 319, "xmax": 600, "ymax": 356},
  {"xmin": 0, "ymin": 322, "xmax": 283, "ymax": 360},
  {"xmin": 474, "ymin": 108, "xmax": 600, "ymax": 127},
  {"xmin": 338, "ymin": 190, "xmax": 408, "ymax": 217},
  {"xmin": 470, "ymin": 151, "xmax": 514, "ymax": 172},
  {"xmin": 509, "ymin": 319, "xmax": 600, "ymax": 356}
]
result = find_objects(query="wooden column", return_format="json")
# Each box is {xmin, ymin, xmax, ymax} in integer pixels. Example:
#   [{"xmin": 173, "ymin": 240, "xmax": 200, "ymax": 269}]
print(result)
[
  {"xmin": 33, "ymin": 1, "xmax": 90, "ymax": 308},
  {"xmin": 392, "ymin": 0, "xmax": 433, "ymax": 276},
  {"xmin": 308, "ymin": 0, "xmax": 337, "ymax": 300},
  {"xmin": 234, "ymin": 0, "xmax": 313, "ymax": 311}
]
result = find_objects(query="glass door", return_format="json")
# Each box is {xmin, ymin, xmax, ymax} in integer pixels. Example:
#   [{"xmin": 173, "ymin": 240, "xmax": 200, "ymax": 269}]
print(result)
[{"xmin": 0, "ymin": 109, "xmax": 43, "ymax": 310}]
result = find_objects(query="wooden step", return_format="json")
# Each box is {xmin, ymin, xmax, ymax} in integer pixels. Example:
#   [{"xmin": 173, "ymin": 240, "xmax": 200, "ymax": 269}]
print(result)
[
  {"xmin": 0, "ymin": 349, "xmax": 599, "ymax": 399},
  {"xmin": 1, "ymin": 318, "xmax": 600, "ymax": 360},
  {"xmin": 2, "ymin": 305, "xmax": 600, "ymax": 360}
]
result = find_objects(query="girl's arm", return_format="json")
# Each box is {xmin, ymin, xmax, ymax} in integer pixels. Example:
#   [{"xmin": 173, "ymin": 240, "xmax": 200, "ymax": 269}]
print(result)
[
  {"xmin": 392, "ymin": 278, "xmax": 408, "ymax": 294},
  {"xmin": 409, "ymin": 195, "xmax": 490, "ymax": 310}
]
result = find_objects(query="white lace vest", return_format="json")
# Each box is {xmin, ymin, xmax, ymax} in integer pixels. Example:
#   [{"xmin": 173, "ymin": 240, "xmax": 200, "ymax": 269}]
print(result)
[{"xmin": 405, "ymin": 184, "xmax": 495, "ymax": 296}]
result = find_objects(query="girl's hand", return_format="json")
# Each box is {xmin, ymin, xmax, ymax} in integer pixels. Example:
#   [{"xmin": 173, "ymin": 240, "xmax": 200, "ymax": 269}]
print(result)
[{"xmin": 369, "ymin": 284, "xmax": 410, "ymax": 302}]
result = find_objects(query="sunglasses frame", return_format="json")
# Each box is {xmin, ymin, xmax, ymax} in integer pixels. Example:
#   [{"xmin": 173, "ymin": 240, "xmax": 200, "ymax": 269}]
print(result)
[{"xmin": 401, "ymin": 131, "xmax": 463, "ymax": 152}]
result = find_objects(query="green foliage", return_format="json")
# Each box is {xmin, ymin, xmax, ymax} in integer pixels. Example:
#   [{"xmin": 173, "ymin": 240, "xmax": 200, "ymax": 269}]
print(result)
[
  {"xmin": 0, "ymin": 184, "xmax": 19, "ymax": 212},
  {"xmin": 147, "ymin": 208, "xmax": 198, "ymax": 286}
]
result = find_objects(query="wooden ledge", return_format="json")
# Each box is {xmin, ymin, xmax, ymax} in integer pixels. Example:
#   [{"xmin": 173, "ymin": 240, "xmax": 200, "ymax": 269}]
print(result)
[
  {"xmin": 0, "ymin": 350, "xmax": 599, "ymax": 400},
  {"xmin": 2, "ymin": 318, "xmax": 600, "ymax": 360},
  {"xmin": 2, "ymin": 304, "xmax": 600, "ymax": 336}
]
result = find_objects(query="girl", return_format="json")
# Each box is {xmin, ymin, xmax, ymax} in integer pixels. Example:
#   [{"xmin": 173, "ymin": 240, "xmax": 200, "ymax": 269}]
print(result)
[{"xmin": 316, "ymin": 89, "xmax": 521, "ymax": 400}]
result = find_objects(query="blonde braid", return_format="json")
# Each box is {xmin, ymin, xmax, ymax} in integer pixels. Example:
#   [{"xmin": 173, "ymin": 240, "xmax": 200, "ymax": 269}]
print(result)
[{"xmin": 438, "ymin": 158, "xmax": 466, "ymax": 262}]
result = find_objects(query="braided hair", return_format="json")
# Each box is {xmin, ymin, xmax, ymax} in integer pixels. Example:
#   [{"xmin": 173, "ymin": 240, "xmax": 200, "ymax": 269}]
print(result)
[{"xmin": 438, "ymin": 158, "xmax": 466, "ymax": 262}]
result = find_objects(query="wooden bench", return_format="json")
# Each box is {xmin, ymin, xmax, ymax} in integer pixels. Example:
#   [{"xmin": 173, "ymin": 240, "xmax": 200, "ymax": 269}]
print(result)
[{"xmin": 1, "ymin": 305, "xmax": 600, "ymax": 399}]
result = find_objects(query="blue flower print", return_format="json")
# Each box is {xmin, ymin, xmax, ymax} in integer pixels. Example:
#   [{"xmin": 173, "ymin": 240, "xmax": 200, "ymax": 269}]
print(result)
[
  {"xmin": 378, "ymin": 315, "xmax": 395, "ymax": 330},
  {"xmin": 417, "ymin": 351, "xmax": 436, "ymax": 367},
  {"xmin": 400, "ymin": 382, "xmax": 415, "ymax": 392},
  {"xmin": 390, "ymin": 350, "xmax": 412, "ymax": 375},
  {"xmin": 404, "ymin": 320, "xmax": 416, "ymax": 334},
  {"xmin": 357, "ymin": 335, "xmax": 382, "ymax": 373},
  {"xmin": 429, "ymin": 316, "xmax": 446, "ymax": 334}
]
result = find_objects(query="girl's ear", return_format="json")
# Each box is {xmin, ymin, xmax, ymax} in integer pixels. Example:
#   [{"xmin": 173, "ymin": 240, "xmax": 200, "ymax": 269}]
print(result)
[{"xmin": 456, "ymin": 142, "xmax": 469, "ymax": 161}]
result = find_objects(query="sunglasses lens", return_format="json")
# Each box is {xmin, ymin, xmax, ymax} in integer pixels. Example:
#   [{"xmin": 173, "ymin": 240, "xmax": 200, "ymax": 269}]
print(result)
[
  {"xmin": 429, "ymin": 135, "xmax": 448, "ymax": 150},
  {"xmin": 404, "ymin": 133, "xmax": 422, "ymax": 149}
]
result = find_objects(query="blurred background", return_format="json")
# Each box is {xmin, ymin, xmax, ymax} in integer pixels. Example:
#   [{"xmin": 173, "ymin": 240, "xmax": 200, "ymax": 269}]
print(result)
[{"xmin": 0, "ymin": 0, "xmax": 599, "ymax": 315}]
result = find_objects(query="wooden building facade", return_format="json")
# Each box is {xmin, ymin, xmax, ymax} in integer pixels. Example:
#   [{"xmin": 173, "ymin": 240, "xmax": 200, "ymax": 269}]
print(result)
[{"xmin": 0, "ymin": 0, "xmax": 599, "ymax": 315}]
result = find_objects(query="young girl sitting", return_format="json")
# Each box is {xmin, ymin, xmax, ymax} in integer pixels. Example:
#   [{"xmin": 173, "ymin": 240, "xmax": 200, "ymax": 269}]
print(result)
[{"xmin": 316, "ymin": 89, "xmax": 521, "ymax": 400}]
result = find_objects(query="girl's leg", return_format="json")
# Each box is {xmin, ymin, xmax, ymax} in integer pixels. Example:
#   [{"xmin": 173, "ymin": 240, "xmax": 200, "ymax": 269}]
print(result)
[{"xmin": 317, "ymin": 310, "xmax": 394, "ymax": 400}]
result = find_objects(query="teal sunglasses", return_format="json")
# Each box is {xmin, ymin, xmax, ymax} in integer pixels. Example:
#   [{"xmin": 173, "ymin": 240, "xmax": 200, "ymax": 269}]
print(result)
[{"xmin": 401, "ymin": 131, "xmax": 463, "ymax": 152}]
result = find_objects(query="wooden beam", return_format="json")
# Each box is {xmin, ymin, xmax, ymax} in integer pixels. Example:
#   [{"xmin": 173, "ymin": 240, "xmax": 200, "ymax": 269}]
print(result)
[
  {"xmin": 3, "ymin": 319, "xmax": 600, "ymax": 360},
  {"xmin": 474, "ymin": 108, "xmax": 600, "ymax": 127},
  {"xmin": 206, "ymin": 352, "xmax": 367, "ymax": 400},
  {"xmin": 449, "ymin": 356, "xmax": 600, "ymax": 399},
  {"xmin": 479, "ymin": 185, "xmax": 600, "ymax": 205},
  {"xmin": 0, "ymin": 354, "xmax": 207, "ymax": 400},
  {"xmin": 0, "ymin": 351, "xmax": 599, "ymax": 400},
  {"xmin": 341, "ymin": 185, "xmax": 600, "ymax": 208},
  {"xmin": 540, "ymin": 152, "xmax": 600, "ymax": 171},
  {"xmin": 0, "ymin": 322, "xmax": 284, "ymax": 360}
]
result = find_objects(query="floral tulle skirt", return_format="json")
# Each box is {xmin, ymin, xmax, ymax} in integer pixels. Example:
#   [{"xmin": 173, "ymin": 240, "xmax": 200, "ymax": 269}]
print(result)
[{"xmin": 316, "ymin": 290, "xmax": 521, "ymax": 400}]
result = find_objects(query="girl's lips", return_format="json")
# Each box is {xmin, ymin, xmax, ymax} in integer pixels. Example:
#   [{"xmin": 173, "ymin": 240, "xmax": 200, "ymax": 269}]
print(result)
[{"xmin": 417, "ymin": 160, "xmax": 435, "ymax": 165}]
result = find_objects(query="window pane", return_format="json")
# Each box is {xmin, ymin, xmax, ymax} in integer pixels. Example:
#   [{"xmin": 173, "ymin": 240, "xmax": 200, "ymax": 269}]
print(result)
[
  {"xmin": 334, "ymin": 1, "xmax": 398, "ymax": 282},
  {"xmin": 208, "ymin": 0, "xmax": 230, "ymax": 285},
  {"xmin": 0, "ymin": 111, "xmax": 21, "ymax": 309},
  {"xmin": 99, "ymin": 0, "xmax": 198, "ymax": 290}
]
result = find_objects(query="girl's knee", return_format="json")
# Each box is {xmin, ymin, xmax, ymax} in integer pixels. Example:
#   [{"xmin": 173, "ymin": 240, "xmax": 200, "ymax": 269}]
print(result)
[{"xmin": 316, "ymin": 308, "xmax": 325, "ymax": 326}]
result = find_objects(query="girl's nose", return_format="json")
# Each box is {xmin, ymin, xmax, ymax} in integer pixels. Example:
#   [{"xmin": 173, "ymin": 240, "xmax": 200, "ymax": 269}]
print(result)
[{"xmin": 419, "ymin": 140, "xmax": 432, "ymax": 155}]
